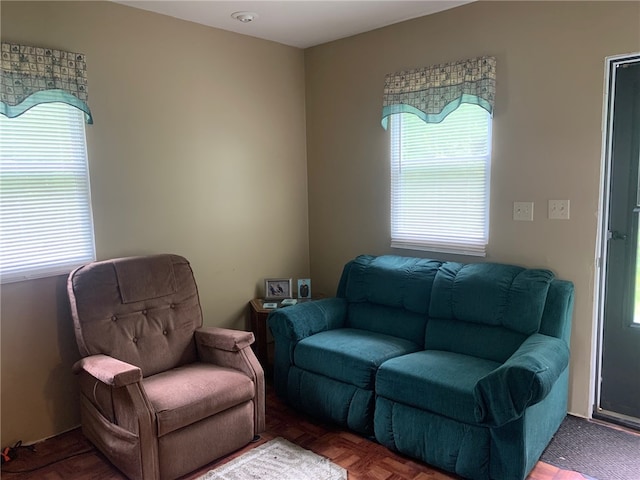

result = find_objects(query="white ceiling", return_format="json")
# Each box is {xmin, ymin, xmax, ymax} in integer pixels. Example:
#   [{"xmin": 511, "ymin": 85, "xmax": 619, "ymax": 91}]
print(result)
[{"xmin": 115, "ymin": 1, "xmax": 472, "ymax": 49}]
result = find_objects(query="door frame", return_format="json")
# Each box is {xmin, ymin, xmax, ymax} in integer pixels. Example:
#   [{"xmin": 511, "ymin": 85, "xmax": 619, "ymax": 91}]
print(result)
[{"xmin": 594, "ymin": 52, "xmax": 640, "ymax": 427}]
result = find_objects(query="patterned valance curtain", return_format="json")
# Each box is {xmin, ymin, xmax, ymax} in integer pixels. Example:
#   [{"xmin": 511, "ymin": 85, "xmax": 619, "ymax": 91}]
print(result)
[
  {"xmin": 381, "ymin": 55, "xmax": 495, "ymax": 129},
  {"xmin": 1, "ymin": 43, "xmax": 93, "ymax": 124}
]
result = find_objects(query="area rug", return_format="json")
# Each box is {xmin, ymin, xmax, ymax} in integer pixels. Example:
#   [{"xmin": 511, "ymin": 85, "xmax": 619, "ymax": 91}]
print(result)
[
  {"xmin": 541, "ymin": 415, "xmax": 640, "ymax": 480},
  {"xmin": 198, "ymin": 437, "xmax": 347, "ymax": 480}
]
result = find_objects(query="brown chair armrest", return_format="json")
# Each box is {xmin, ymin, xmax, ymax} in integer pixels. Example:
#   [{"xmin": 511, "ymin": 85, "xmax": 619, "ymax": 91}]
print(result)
[
  {"xmin": 195, "ymin": 327, "xmax": 255, "ymax": 352},
  {"xmin": 73, "ymin": 354, "xmax": 142, "ymax": 387},
  {"xmin": 74, "ymin": 356, "xmax": 156, "ymax": 466},
  {"xmin": 195, "ymin": 327, "xmax": 265, "ymax": 435}
]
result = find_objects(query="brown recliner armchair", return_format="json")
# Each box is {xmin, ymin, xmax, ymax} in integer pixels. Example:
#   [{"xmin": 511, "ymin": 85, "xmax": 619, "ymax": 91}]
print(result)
[{"xmin": 67, "ymin": 254, "xmax": 265, "ymax": 480}]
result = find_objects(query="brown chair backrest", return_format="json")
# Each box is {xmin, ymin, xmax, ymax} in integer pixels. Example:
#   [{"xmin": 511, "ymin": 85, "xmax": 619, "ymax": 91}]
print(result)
[{"xmin": 68, "ymin": 254, "xmax": 202, "ymax": 377}]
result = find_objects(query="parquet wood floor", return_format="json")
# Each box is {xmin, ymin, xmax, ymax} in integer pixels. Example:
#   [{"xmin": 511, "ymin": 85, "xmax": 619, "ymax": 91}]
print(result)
[{"xmin": 1, "ymin": 387, "xmax": 587, "ymax": 480}]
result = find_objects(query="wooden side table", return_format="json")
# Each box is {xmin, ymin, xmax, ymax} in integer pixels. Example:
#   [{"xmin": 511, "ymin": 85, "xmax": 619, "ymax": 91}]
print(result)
[{"xmin": 248, "ymin": 299, "xmax": 275, "ymax": 375}]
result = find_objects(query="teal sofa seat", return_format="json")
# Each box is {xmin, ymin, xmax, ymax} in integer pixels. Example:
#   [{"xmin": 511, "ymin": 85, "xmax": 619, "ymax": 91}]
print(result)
[
  {"xmin": 294, "ymin": 328, "xmax": 421, "ymax": 389},
  {"xmin": 268, "ymin": 254, "xmax": 574, "ymax": 480},
  {"xmin": 377, "ymin": 350, "xmax": 500, "ymax": 425}
]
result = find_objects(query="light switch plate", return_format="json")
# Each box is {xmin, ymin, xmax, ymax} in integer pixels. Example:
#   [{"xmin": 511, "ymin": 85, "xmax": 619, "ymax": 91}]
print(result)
[
  {"xmin": 513, "ymin": 202, "xmax": 534, "ymax": 221},
  {"xmin": 548, "ymin": 200, "xmax": 570, "ymax": 220}
]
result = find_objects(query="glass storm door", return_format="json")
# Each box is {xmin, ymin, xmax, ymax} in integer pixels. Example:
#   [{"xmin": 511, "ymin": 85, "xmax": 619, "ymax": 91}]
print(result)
[{"xmin": 599, "ymin": 58, "xmax": 640, "ymax": 426}]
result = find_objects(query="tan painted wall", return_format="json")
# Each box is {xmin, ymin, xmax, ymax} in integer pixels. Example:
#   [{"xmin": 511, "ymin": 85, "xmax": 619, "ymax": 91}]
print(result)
[
  {"xmin": 304, "ymin": 1, "xmax": 640, "ymax": 417},
  {"xmin": 1, "ymin": 1, "xmax": 308, "ymax": 444}
]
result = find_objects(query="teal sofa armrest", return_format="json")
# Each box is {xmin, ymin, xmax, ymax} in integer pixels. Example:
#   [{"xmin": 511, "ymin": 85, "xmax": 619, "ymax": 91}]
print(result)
[
  {"xmin": 268, "ymin": 297, "xmax": 347, "ymax": 341},
  {"xmin": 473, "ymin": 333, "xmax": 569, "ymax": 427},
  {"xmin": 268, "ymin": 298, "xmax": 347, "ymax": 398}
]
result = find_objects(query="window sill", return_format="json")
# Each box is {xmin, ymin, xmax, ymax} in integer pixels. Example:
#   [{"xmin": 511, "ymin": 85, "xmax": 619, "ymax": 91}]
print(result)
[{"xmin": 391, "ymin": 241, "xmax": 486, "ymax": 258}]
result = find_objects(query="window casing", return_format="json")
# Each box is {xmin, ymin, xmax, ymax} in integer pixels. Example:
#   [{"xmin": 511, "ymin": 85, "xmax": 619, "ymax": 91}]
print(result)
[
  {"xmin": 0, "ymin": 102, "xmax": 95, "ymax": 283},
  {"xmin": 390, "ymin": 104, "xmax": 492, "ymax": 256}
]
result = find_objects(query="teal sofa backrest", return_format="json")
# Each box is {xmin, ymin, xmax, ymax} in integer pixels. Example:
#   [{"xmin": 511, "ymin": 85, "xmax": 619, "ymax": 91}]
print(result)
[
  {"xmin": 336, "ymin": 255, "xmax": 570, "ymax": 362},
  {"xmin": 339, "ymin": 255, "xmax": 442, "ymax": 344},
  {"xmin": 539, "ymin": 279, "xmax": 575, "ymax": 344},
  {"xmin": 425, "ymin": 262, "xmax": 556, "ymax": 362}
]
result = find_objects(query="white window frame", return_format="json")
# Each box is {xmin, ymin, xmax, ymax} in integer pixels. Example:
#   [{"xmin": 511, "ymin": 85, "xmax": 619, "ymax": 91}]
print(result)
[
  {"xmin": 389, "ymin": 104, "xmax": 492, "ymax": 257},
  {"xmin": 0, "ymin": 102, "xmax": 96, "ymax": 283}
]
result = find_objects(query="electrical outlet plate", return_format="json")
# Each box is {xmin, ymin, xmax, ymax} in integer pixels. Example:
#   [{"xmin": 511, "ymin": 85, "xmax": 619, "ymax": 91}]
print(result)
[
  {"xmin": 548, "ymin": 200, "xmax": 570, "ymax": 220},
  {"xmin": 513, "ymin": 202, "xmax": 534, "ymax": 221}
]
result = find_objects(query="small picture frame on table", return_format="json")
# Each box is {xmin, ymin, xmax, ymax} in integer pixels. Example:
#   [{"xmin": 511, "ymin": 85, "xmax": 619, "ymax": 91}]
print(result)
[
  {"xmin": 265, "ymin": 278, "xmax": 292, "ymax": 300},
  {"xmin": 297, "ymin": 278, "xmax": 311, "ymax": 299}
]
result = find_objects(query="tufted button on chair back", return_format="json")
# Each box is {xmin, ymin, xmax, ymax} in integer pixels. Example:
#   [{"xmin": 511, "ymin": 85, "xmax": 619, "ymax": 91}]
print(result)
[{"xmin": 69, "ymin": 254, "xmax": 201, "ymax": 377}]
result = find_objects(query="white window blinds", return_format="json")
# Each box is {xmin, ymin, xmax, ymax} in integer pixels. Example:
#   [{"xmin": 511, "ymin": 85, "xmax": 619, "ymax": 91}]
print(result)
[
  {"xmin": 390, "ymin": 104, "xmax": 492, "ymax": 256},
  {"xmin": 0, "ymin": 102, "xmax": 95, "ymax": 283}
]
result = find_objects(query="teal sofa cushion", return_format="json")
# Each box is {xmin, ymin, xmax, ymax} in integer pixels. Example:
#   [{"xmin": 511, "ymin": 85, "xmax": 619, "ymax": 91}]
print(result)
[
  {"xmin": 429, "ymin": 262, "xmax": 554, "ymax": 335},
  {"xmin": 294, "ymin": 328, "xmax": 421, "ymax": 389},
  {"xmin": 346, "ymin": 303, "xmax": 428, "ymax": 344},
  {"xmin": 377, "ymin": 350, "xmax": 500, "ymax": 424},
  {"xmin": 345, "ymin": 255, "xmax": 441, "ymax": 314},
  {"xmin": 424, "ymin": 318, "xmax": 527, "ymax": 363}
]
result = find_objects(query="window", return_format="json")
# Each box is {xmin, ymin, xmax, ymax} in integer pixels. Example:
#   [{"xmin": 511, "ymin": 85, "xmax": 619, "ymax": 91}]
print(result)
[
  {"xmin": 390, "ymin": 103, "xmax": 492, "ymax": 256},
  {"xmin": 0, "ymin": 102, "xmax": 95, "ymax": 283}
]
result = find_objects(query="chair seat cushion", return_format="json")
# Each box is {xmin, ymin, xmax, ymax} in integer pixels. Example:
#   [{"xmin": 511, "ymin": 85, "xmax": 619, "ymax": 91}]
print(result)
[
  {"xmin": 294, "ymin": 328, "xmax": 421, "ymax": 390},
  {"xmin": 143, "ymin": 362, "xmax": 255, "ymax": 436},
  {"xmin": 376, "ymin": 350, "xmax": 500, "ymax": 424}
]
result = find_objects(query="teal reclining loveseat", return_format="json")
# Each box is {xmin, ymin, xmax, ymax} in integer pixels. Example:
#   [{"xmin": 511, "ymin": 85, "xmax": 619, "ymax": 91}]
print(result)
[{"xmin": 268, "ymin": 254, "xmax": 574, "ymax": 480}]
